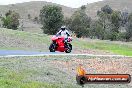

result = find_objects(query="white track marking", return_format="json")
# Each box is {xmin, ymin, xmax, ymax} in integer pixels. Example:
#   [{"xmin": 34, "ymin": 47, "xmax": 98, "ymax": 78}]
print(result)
[{"xmin": 0, "ymin": 54, "xmax": 131, "ymax": 58}]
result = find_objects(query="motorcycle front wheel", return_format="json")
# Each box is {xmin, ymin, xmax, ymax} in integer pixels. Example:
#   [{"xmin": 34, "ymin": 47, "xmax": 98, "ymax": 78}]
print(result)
[{"xmin": 65, "ymin": 43, "xmax": 72, "ymax": 53}]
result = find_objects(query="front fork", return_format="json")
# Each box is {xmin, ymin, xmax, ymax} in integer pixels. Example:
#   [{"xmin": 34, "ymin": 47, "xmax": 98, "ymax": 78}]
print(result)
[{"xmin": 52, "ymin": 41, "xmax": 58, "ymax": 49}]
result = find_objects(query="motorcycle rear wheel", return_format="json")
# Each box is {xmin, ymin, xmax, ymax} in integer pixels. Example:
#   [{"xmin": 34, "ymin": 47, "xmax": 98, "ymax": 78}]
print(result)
[{"xmin": 49, "ymin": 43, "xmax": 56, "ymax": 52}]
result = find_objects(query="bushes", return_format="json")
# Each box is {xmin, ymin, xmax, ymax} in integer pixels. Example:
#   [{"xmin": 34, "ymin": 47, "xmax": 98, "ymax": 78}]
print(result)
[{"xmin": 1, "ymin": 10, "xmax": 19, "ymax": 30}]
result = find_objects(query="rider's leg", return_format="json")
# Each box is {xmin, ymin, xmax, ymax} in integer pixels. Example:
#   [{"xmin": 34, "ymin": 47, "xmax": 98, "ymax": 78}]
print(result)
[{"xmin": 64, "ymin": 38, "xmax": 68, "ymax": 48}]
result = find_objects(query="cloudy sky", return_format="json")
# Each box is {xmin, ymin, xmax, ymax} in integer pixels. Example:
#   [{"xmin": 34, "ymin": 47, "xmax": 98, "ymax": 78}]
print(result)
[{"xmin": 0, "ymin": 0, "xmax": 103, "ymax": 8}]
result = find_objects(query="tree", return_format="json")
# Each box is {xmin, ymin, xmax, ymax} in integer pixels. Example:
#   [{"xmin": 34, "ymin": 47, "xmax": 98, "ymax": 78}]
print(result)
[
  {"xmin": 97, "ymin": 5, "xmax": 123, "ymax": 41},
  {"xmin": 2, "ymin": 10, "xmax": 19, "ymax": 30},
  {"xmin": 125, "ymin": 13, "xmax": 132, "ymax": 41},
  {"xmin": 97, "ymin": 11, "xmax": 111, "ymax": 40},
  {"xmin": 101, "ymin": 5, "xmax": 113, "ymax": 14},
  {"xmin": 108, "ymin": 11, "xmax": 121, "ymax": 40},
  {"xmin": 111, "ymin": 11, "xmax": 121, "ymax": 32},
  {"xmin": 70, "ymin": 6, "xmax": 91, "ymax": 38},
  {"xmin": 39, "ymin": 5, "xmax": 63, "ymax": 35},
  {"xmin": 81, "ymin": 5, "xmax": 86, "ymax": 10},
  {"xmin": 90, "ymin": 21, "xmax": 105, "ymax": 39},
  {"xmin": 121, "ymin": 11, "xmax": 129, "ymax": 27}
]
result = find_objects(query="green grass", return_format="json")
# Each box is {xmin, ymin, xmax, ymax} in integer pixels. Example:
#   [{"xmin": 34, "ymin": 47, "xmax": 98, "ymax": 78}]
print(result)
[
  {"xmin": 73, "ymin": 38, "xmax": 132, "ymax": 56},
  {"xmin": 0, "ymin": 28, "xmax": 132, "ymax": 56},
  {"xmin": 0, "ymin": 79, "xmax": 59, "ymax": 88},
  {"xmin": 0, "ymin": 67, "xmax": 59, "ymax": 88},
  {"xmin": 0, "ymin": 56, "xmax": 131, "ymax": 88},
  {"xmin": 0, "ymin": 56, "xmax": 80, "ymax": 88}
]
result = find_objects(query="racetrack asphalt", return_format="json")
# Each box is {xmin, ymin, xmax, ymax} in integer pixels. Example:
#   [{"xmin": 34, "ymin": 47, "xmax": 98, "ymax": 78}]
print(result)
[
  {"xmin": 0, "ymin": 50, "xmax": 131, "ymax": 58},
  {"xmin": 0, "ymin": 50, "xmax": 59, "ymax": 56}
]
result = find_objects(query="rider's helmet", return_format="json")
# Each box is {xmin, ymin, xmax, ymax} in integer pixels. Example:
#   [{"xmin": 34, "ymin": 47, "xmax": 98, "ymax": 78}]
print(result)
[{"xmin": 61, "ymin": 26, "xmax": 66, "ymax": 31}]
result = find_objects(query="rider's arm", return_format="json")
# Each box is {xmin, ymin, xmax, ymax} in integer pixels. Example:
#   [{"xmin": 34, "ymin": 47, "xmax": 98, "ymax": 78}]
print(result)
[
  {"xmin": 56, "ymin": 30, "xmax": 62, "ymax": 35},
  {"xmin": 66, "ymin": 30, "xmax": 70, "ymax": 36}
]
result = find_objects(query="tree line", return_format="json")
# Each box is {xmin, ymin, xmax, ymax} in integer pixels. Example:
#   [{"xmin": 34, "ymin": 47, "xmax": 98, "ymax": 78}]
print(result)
[
  {"xmin": 40, "ymin": 5, "xmax": 132, "ymax": 41},
  {"xmin": 0, "ymin": 5, "xmax": 132, "ymax": 41}
]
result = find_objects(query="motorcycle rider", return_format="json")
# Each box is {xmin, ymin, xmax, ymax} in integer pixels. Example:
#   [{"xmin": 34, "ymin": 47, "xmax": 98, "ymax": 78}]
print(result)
[{"xmin": 56, "ymin": 26, "xmax": 70, "ymax": 46}]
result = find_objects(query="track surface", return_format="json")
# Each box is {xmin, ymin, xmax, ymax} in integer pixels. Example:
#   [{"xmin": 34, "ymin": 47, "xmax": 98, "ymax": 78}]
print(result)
[
  {"xmin": 0, "ymin": 50, "xmax": 131, "ymax": 58},
  {"xmin": 0, "ymin": 50, "xmax": 60, "ymax": 56}
]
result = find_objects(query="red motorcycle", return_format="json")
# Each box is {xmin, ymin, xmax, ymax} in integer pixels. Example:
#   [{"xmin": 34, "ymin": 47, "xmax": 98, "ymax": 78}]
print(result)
[{"xmin": 49, "ymin": 35, "xmax": 72, "ymax": 53}]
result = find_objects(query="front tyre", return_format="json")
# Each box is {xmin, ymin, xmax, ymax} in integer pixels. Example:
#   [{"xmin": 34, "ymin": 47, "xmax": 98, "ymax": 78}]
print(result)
[
  {"xmin": 49, "ymin": 43, "xmax": 56, "ymax": 52},
  {"xmin": 65, "ymin": 43, "xmax": 72, "ymax": 53}
]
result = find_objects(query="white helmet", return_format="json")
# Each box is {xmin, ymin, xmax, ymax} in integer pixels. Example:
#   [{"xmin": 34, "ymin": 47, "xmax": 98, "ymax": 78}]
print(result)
[{"xmin": 61, "ymin": 26, "xmax": 66, "ymax": 31}]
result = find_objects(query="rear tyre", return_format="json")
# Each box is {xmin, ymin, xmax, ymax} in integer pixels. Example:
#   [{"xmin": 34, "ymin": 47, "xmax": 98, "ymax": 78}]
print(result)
[{"xmin": 49, "ymin": 43, "xmax": 56, "ymax": 52}]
